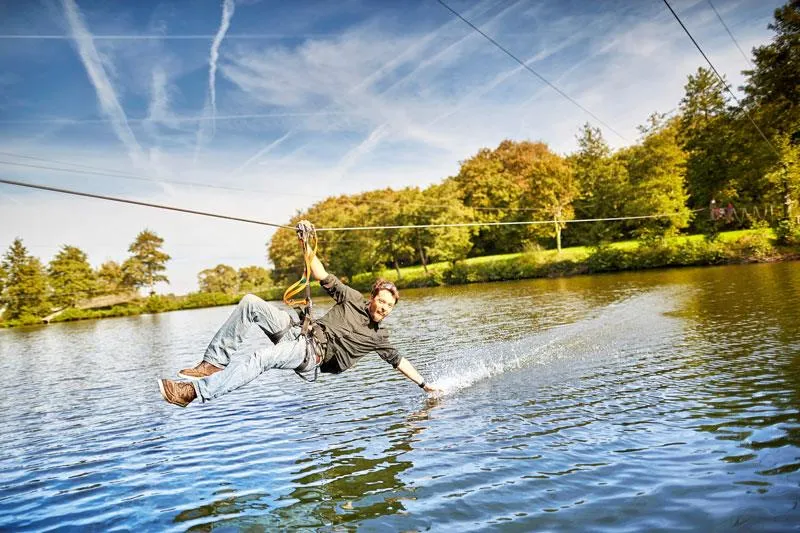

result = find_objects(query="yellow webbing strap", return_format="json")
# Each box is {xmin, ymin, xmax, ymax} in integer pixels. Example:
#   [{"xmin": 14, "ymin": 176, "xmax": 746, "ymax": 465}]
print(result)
[{"xmin": 282, "ymin": 223, "xmax": 318, "ymax": 307}]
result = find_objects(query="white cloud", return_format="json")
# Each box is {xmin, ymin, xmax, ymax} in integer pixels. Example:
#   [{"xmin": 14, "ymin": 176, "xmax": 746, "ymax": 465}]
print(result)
[
  {"xmin": 61, "ymin": 0, "xmax": 146, "ymax": 167},
  {"xmin": 209, "ymin": 0, "xmax": 236, "ymax": 126},
  {"xmin": 194, "ymin": 0, "xmax": 236, "ymax": 160},
  {"xmin": 226, "ymin": 131, "xmax": 293, "ymax": 179}
]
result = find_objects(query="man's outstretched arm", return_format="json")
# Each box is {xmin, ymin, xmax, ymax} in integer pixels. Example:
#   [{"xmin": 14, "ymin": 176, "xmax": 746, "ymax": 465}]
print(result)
[{"xmin": 396, "ymin": 357, "xmax": 442, "ymax": 394}]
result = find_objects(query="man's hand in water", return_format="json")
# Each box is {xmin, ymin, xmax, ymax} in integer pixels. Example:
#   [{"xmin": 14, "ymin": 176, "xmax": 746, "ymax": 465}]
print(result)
[{"xmin": 422, "ymin": 383, "xmax": 444, "ymax": 395}]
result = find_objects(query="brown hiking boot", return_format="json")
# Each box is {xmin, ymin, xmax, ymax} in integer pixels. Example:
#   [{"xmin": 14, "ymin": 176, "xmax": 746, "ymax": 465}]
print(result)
[
  {"xmin": 158, "ymin": 379, "xmax": 197, "ymax": 407},
  {"xmin": 177, "ymin": 361, "xmax": 222, "ymax": 380}
]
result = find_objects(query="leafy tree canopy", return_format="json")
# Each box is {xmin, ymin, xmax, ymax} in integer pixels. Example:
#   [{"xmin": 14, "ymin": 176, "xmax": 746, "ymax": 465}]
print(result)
[
  {"xmin": 48, "ymin": 245, "xmax": 97, "ymax": 308},
  {"xmin": 198, "ymin": 264, "xmax": 239, "ymax": 294},
  {"xmin": 124, "ymin": 229, "xmax": 171, "ymax": 295},
  {"xmin": 1, "ymin": 238, "xmax": 50, "ymax": 321}
]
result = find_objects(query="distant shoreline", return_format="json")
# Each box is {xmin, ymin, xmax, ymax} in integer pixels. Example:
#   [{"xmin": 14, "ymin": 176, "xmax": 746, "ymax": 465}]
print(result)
[{"xmin": 2, "ymin": 229, "xmax": 798, "ymax": 329}]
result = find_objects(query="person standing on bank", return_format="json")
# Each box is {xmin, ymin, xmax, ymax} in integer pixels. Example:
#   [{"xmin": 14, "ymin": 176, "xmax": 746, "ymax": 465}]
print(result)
[{"xmin": 158, "ymin": 226, "xmax": 441, "ymax": 407}]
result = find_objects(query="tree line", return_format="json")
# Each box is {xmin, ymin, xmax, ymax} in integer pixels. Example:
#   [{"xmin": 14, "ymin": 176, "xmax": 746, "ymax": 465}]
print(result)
[
  {"xmin": 0, "ymin": 229, "xmax": 278, "ymax": 324},
  {"xmin": 0, "ymin": 230, "xmax": 170, "ymax": 323},
  {"xmin": 269, "ymin": 1, "xmax": 799, "ymax": 281}
]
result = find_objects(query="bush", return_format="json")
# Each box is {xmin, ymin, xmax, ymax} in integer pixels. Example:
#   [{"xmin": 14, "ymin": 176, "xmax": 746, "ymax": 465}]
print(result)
[
  {"xmin": 398, "ymin": 271, "xmax": 444, "ymax": 289},
  {"xmin": 673, "ymin": 240, "xmax": 727, "ymax": 265},
  {"xmin": 727, "ymin": 230, "xmax": 774, "ymax": 260},
  {"xmin": 184, "ymin": 292, "xmax": 241, "ymax": 309},
  {"xmin": 775, "ymin": 219, "xmax": 800, "ymax": 246},
  {"xmin": 585, "ymin": 245, "xmax": 633, "ymax": 272},
  {"xmin": 145, "ymin": 295, "xmax": 170, "ymax": 313}
]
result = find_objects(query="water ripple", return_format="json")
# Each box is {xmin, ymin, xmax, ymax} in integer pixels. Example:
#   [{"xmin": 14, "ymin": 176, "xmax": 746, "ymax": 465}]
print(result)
[{"xmin": 2, "ymin": 263, "xmax": 800, "ymax": 531}]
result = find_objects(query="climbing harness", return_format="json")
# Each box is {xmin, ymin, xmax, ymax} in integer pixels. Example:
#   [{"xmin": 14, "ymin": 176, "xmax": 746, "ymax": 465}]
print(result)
[{"xmin": 282, "ymin": 221, "xmax": 325, "ymax": 382}]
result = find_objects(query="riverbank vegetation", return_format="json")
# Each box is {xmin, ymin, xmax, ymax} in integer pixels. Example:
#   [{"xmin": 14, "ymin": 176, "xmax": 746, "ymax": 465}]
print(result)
[
  {"xmin": 1, "ymin": 1, "xmax": 798, "ymax": 327},
  {"xmin": 1, "ymin": 227, "xmax": 796, "ymax": 328}
]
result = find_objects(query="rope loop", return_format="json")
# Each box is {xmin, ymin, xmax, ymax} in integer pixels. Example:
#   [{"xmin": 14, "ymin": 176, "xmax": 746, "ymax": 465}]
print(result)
[{"xmin": 282, "ymin": 220, "xmax": 317, "ymax": 308}]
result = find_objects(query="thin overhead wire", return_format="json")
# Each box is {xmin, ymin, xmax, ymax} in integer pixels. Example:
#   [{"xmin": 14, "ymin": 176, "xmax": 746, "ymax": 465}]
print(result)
[
  {"xmin": 0, "ymin": 153, "xmax": 561, "ymax": 212},
  {"xmin": 707, "ymin": 0, "xmax": 753, "ymax": 68},
  {"xmin": 1, "ymin": 177, "xmax": 693, "ymax": 232},
  {"xmin": 0, "ymin": 157, "xmax": 323, "ymax": 199},
  {"xmin": 0, "ymin": 178, "xmax": 295, "ymax": 230},
  {"xmin": 434, "ymin": 0, "xmax": 628, "ymax": 142},
  {"xmin": 661, "ymin": 0, "xmax": 782, "ymax": 161},
  {"xmin": 314, "ymin": 212, "xmax": 694, "ymax": 232}
]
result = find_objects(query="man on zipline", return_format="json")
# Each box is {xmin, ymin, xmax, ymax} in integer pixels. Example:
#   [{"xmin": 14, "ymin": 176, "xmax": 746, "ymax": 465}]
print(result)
[{"xmin": 158, "ymin": 221, "xmax": 440, "ymax": 407}]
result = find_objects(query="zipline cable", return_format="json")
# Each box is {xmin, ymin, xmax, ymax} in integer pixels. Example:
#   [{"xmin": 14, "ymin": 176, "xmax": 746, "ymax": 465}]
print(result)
[
  {"xmin": 1, "ymin": 177, "xmax": 697, "ymax": 231},
  {"xmin": 0, "ymin": 155, "xmax": 579, "ymax": 212},
  {"xmin": 313, "ymin": 211, "xmax": 701, "ymax": 232},
  {"xmin": 0, "ymin": 178, "xmax": 294, "ymax": 230},
  {"xmin": 661, "ymin": 0, "xmax": 782, "ymax": 162},
  {"xmin": 434, "ymin": 0, "xmax": 627, "ymax": 142}
]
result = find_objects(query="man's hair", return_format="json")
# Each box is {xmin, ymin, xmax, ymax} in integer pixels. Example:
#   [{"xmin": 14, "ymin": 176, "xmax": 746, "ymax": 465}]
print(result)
[{"xmin": 371, "ymin": 278, "xmax": 400, "ymax": 302}]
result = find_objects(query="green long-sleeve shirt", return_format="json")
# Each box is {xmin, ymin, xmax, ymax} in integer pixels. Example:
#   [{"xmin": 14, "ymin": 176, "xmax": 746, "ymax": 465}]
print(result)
[{"xmin": 315, "ymin": 274, "xmax": 401, "ymax": 374}]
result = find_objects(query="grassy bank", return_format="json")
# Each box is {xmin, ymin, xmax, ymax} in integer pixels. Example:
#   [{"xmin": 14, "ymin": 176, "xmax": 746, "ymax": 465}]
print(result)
[
  {"xmin": 2, "ymin": 228, "xmax": 797, "ymax": 328},
  {"xmin": 349, "ymin": 228, "xmax": 799, "ymax": 291}
]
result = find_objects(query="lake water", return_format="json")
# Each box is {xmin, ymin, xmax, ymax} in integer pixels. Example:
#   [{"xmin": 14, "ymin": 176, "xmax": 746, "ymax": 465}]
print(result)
[{"xmin": 1, "ymin": 262, "xmax": 799, "ymax": 532}]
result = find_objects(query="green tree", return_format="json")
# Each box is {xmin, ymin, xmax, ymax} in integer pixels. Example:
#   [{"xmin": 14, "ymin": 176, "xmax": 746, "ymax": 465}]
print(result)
[
  {"xmin": 451, "ymin": 140, "xmax": 577, "ymax": 255},
  {"xmin": 0, "ymin": 262, "xmax": 6, "ymax": 298},
  {"xmin": 121, "ymin": 257, "xmax": 146, "ymax": 291},
  {"xmin": 678, "ymin": 67, "xmax": 736, "ymax": 217},
  {"xmin": 516, "ymin": 142, "xmax": 578, "ymax": 251},
  {"xmin": 765, "ymin": 135, "xmax": 800, "ymax": 223},
  {"xmin": 624, "ymin": 114, "xmax": 692, "ymax": 237},
  {"xmin": 1, "ymin": 238, "xmax": 50, "ymax": 321},
  {"xmin": 123, "ymin": 229, "xmax": 170, "ymax": 295},
  {"xmin": 739, "ymin": 0, "xmax": 800, "ymax": 220},
  {"xmin": 452, "ymin": 144, "xmax": 522, "ymax": 255},
  {"xmin": 48, "ymin": 245, "xmax": 97, "ymax": 308},
  {"xmin": 269, "ymin": 195, "xmax": 382, "ymax": 282},
  {"xmin": 741, "ymin": 0, "xmax": 800, "ymax": 139},
  {"xmin": 238, "ymin": 266, "xmax": 273, "ymax": 292},
  {"xmin": 415, "ymin": 181, "xmax": 475, "ymax": 267},
  {"xmin": 570, "ymin": 123, "xmax": 630, "ymax": 244},
  {"xmin": 96, "ymin": 260, "xmax": 124, "ymax": 294},
  {"xmin": 320, "ymin": 196, "xmax": 382, "ymax": 280},
  {"xmin": 359, "ymin": 188, "xmax": 415, "ymax": 278},
  {"xmin": 198, "ymin": 264, "xmax": 239, "ymax": 294}
]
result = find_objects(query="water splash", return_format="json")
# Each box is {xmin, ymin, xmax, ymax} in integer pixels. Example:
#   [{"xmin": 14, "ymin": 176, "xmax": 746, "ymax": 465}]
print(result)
[{"xmin": 428, "ymin": 289, "xmax": 685, "ymax": 395}]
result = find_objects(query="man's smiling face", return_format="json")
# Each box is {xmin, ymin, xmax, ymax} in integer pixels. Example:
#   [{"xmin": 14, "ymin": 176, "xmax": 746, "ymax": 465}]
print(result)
[{"xmin": 368, "ymin": 289, "xmax": 397, "ymax": 323}]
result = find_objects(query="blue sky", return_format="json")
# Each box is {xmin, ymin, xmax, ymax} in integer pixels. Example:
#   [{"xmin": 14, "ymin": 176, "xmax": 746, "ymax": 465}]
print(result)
[{"xmin": 0, "ymin": 0, "xmax": 784, "ymax": 293}]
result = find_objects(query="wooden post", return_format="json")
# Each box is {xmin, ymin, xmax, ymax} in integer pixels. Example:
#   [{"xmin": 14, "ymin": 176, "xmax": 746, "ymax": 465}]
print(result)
[
  {"xmin": 554, "ymin": 205, "xmax": 562, "ymax": 253},
  {"xmin": 555, "ymin": 220, "xmax": 561, "ymax": 253}
]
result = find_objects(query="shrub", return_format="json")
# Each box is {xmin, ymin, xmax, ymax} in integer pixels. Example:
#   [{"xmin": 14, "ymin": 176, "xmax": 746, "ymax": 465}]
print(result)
[
  {"xmin": 727, "ymin": 231, "xmax": 775, "ymax": 260},
  {"xmin": 144, "ymin": 295, "xmax": 178, "ymax": 313},
  {"xmin": 585, "ymin": 245, "xmax": 632, "ymax": 272},
  {"xmin": 775, "ymin": 219, "xmax": 800, "ymax": 246},
  {"xmin": 673, "ymin": 240, "xmax": 726, "ymax": 265}
]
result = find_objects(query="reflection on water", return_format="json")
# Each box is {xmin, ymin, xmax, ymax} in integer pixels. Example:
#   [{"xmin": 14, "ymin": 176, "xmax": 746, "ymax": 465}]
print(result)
[{"xmin": 1, "ymin": 262, "xmax": 799, "ymax": 531}]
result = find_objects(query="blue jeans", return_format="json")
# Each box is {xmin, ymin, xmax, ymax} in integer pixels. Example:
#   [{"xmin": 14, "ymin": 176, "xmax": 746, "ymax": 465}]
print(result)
[{"xmin": 192, "ymin": 294, "xmax": 309, "ymax": 403}]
